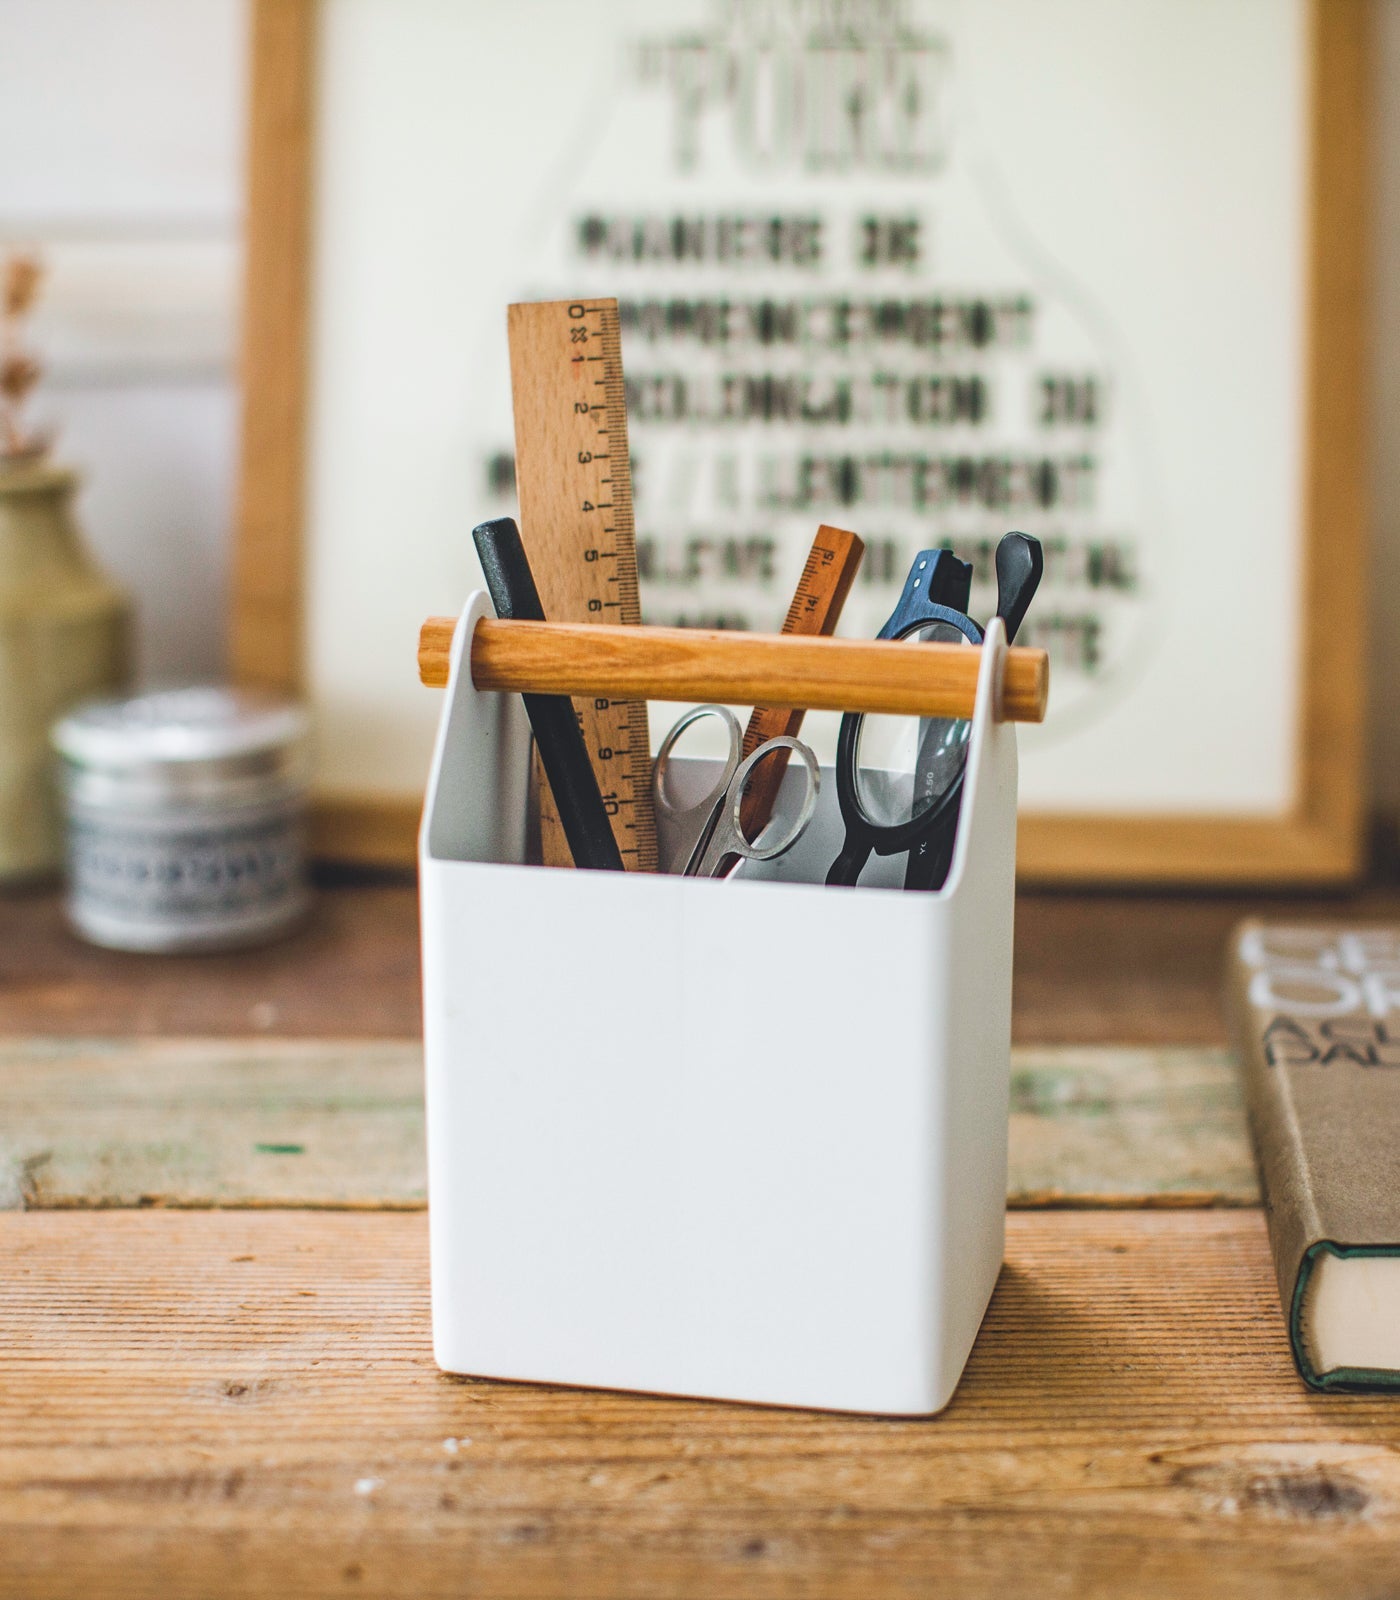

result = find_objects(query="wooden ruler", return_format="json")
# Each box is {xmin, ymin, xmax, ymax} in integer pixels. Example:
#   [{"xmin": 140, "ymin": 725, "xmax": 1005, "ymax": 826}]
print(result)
[
  {"xmin": 508, "ymin": 298, "xmax": 657, "ymax": 871},
  {"xmin": 738, "ymin": 524, "xmax": 864, "ymax": 839}
]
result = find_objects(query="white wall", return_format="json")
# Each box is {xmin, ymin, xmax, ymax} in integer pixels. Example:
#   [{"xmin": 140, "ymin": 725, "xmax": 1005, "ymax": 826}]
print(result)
[
  {"xmin": 2, "ymin": 0, "xmax": 1399, "ymax": 812},
  {"xmin": 0, "ymin": 0, "xmax": 244, "ymax": 684}
]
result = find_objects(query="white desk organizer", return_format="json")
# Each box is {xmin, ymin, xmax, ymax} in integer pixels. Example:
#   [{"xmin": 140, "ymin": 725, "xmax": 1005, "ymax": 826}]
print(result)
[{"xmin": 419, "ymin": 593, "xmax": 1019, "ymax": 1415}]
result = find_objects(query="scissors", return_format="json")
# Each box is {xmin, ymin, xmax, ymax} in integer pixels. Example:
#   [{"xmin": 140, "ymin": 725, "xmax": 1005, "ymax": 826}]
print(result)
[{"xmin": 653, "ymin": 705, "xmax": 820, "ymax": 877}]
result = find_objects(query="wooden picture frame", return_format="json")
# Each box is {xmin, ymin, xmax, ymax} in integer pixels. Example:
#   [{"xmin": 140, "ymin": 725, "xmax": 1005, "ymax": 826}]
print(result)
[{"xmin": 234, "ymin": 0, "xmax": 1372, "ymax": 883}]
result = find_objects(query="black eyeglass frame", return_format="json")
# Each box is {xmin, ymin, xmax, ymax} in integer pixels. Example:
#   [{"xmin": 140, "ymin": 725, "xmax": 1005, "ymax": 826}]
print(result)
[{"xmin": 826, "ymin": 603, "xmax": 984, "ymax": 888}]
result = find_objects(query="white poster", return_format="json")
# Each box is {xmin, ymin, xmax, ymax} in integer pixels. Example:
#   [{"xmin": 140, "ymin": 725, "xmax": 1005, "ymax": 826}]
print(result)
[{"xmin": 307, "ymin": 0, "xmax": 1306, "ymax": 814}]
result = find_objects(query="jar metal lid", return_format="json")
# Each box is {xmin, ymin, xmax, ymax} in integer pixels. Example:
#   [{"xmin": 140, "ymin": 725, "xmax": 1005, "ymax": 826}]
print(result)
[{"xmin": 53, "ymin": 686, "xmax": 310, "ymax": 771}]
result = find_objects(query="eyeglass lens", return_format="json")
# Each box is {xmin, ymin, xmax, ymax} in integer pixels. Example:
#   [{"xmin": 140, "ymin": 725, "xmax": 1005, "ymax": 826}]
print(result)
[{"xmin": 852, "ymin": 621, "xmax": 975, "ymax": 828}]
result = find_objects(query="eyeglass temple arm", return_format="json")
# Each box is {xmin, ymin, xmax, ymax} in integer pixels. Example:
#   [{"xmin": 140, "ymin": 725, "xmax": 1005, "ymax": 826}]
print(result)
[
  {"xmin": 995, "ymin": 533, "xmax": 1045, "ymax": 644},
  {"xmin": 825, "ymin": 840, "xmax": 871, "ymax": 888}
]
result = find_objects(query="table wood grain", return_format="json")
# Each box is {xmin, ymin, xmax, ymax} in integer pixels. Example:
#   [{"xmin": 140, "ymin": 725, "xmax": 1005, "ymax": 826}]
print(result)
[
  {"xmin": 4, "ymin": 1209, "xmax": 1398, "ymax": 1600},
  {"xmin": 6, "ymin": 882, "xmax": 1400, "ymax": 1044},
  {"xmin": 6, "ymin": 886, "xmax": 1399, "ymax": 1595}
]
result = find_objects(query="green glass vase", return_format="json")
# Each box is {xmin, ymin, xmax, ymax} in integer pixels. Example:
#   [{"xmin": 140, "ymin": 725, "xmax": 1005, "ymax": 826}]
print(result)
[{"xmin": 0, "ymin": 460, "xmax": 130, "ymax": 883}]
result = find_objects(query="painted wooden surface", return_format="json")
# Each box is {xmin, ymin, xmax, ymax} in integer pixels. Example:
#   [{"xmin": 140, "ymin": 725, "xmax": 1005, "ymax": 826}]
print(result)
[
  {"xmin": 0, "ymin": 1039, "xmax": 426, "ymax": 1210},
  {"xmin": 1009, "ymin": 1045, "xmax": 1256, "ymax": 1205},
  {"xmin": 5, "ymin": 1209, "xmax": 1400, "ymax": 1600},
  {"xmin": 0, "ymin": 1039, "xmax": 1255, "ymax": 1210}
]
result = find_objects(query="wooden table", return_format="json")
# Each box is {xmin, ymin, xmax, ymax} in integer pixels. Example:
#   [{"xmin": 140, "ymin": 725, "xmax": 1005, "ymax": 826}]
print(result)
[{"xmin": 4, "ymin": 883, "xmax": 1400, "ymax": 1598}]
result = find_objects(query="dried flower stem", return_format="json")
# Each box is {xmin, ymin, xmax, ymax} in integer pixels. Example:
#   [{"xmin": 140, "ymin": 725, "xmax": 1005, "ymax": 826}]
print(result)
[{"xmin": 0, "ymin": 253, "xmax": 45, "ymax": 460}]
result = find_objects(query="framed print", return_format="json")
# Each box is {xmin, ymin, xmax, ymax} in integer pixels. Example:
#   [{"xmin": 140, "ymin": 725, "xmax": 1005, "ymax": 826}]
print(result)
[{"xmin": 234, "ymin": 0, "xmax": 1371, "ymax": 880}]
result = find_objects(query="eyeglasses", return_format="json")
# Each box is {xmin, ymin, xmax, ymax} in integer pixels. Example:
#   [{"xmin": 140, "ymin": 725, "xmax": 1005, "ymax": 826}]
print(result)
[{"xmin": 826, "ymin": 533, "xmax": 1043, "ymax": 891}]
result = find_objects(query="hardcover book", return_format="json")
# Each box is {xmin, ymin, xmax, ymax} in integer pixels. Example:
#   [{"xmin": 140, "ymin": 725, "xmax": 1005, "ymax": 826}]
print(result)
[{"xmin": 1229, "ymin": 923, "xmax": 1400, "ymax": 1391}]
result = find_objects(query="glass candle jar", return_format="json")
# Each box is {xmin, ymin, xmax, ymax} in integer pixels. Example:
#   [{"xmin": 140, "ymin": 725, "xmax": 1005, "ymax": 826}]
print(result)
[{"xmin": 51, "ymin": 686, "xmax": 311, "ymax": 952}]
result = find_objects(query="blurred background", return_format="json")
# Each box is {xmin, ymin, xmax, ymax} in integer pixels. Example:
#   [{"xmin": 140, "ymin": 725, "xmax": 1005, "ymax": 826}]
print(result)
[
  {"xmin": 1, "ymin": 0, "xmax": 1397, "ymax": 817},
  {"xmin": 0, "ymin": 1, "xmax": 243, "ymax": 688}
]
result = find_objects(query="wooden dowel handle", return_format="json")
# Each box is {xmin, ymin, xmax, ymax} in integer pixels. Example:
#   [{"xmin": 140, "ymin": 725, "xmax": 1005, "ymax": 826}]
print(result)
[{"xmin": 417, "ymin": 616, "xmax": 1048, "ymax": 724}]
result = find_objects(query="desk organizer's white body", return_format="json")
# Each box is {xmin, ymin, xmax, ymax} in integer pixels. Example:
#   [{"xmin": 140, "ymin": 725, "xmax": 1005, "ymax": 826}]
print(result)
[{"xmin": 419, "ymin": 595, "xmax": 1018, "ymax": 1415}]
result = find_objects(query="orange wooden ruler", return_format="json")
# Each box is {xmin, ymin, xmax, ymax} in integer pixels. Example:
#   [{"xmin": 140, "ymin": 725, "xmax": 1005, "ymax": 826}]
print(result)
[
  {"xmin": 738, "ymin": 524, "xmax": 864, "ymax": 839},
  {"xmin": 507, "ymin": 298, "xmax": 657, "ymax": 871}
]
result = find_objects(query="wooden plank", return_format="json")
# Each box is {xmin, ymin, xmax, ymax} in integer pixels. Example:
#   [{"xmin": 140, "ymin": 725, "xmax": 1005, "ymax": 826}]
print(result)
[
  {"xmin": 1010, "ymin": 1046, "xmax": 1255, "ymax": 1206},
  {"xmin": 0, "ymin": 890, "xmax": 1344, "ymax": 1047},
  {"xmin": 3, "ymin": 1210, "xmax": 1399, "ymax": 1599},
  {"xmin": 229, "ymin": 0, "xmax": 416, "ymax": 865},
  {"xmin": 1011, "ymin": 886, "xmax": 1400, "ymax": 1046},
  {"xmin": 1017, "ymin": 813, "xmax": 1361, "ymax": 887},
  {"xmin": 8, "ymin": 886, "xmax": 1400, "ymax": 1046},
  {"xmin": 1294, "ymin": 0, "xmax": 1372, "ymax": 870},
  {"xmin": 0, "ymin": 1040, "xmax": 1255, "ymax": 1210},
  {"xmin": 0, "ymin": 885, "xmax": 426, "ymax": 1040},
  {"xmin": 307, "ymin": 796, "xmax": 421, "ymax": 868},
  {"xmin": 230, "ymin": 0, "xmax": 315, "ymax": 695},
  {"xmin": 0, "ymin": 1039, "xmax": 426, "ymax": 1210}
]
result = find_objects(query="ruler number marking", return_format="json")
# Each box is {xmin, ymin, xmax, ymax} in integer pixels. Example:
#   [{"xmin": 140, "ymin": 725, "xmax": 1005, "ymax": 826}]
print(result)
[{"xmin": 513, "ymin": 296, "xmax": 654, "ymax": 870}]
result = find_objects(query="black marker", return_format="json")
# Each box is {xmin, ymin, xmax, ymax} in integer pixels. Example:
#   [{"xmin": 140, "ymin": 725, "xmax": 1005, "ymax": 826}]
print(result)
[{"xmin": 472, "ymin": 517, "xmax": 624, "ymax": 872}]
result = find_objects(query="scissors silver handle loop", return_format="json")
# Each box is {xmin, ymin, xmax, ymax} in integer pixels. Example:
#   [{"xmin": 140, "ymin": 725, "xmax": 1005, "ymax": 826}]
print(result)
[
  {"xmin": 653, "ymin": 704, "xmax": 744, "ymax": 874},
  {"xmin": 652, "ymin": 704, "xmax": 740, "ymax": 819},
  {"xmin": 693, "ymin": 736, "xmax": 821, "ymax": 877}
]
